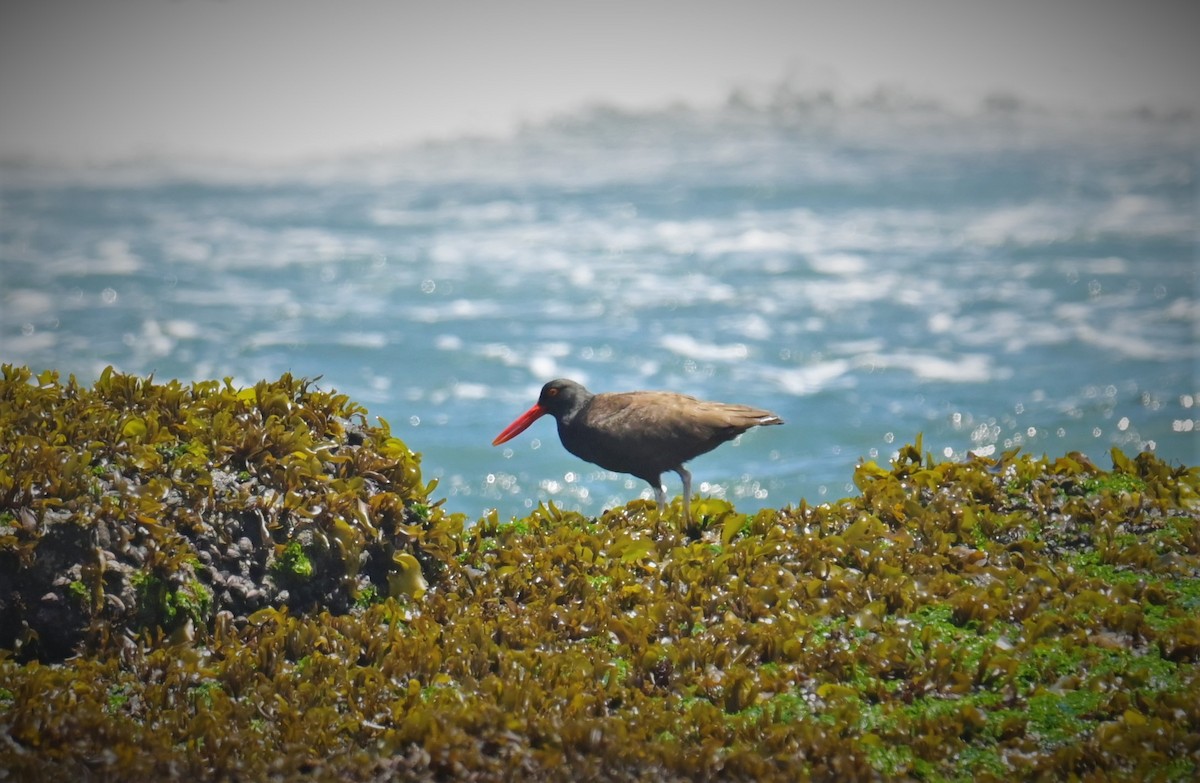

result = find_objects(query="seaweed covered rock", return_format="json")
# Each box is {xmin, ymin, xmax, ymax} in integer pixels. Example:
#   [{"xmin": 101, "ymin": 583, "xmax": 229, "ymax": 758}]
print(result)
[
  {"xmin": 0, "ymin": 365, "xmax": 458, "ymax": 662},
  {"xmin": 1, "ymin": 374, "xmax": 1198, "ymax": 781}
]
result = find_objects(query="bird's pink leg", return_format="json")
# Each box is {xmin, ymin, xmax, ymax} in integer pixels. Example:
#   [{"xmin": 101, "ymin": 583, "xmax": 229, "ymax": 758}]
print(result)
[{"xmin": 676, "ymin": 467, "xmax": 692, "ymax": 524}]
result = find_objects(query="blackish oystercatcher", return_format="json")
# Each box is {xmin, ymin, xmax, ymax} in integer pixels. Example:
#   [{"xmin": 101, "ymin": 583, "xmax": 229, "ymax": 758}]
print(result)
[{"xmin": 493, "ymin": 378, "xmax": 783, "ymax": 522}]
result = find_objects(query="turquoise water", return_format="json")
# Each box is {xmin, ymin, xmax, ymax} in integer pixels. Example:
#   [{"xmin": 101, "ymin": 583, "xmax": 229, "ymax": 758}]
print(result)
[{"xmin": 2, "ymin": 96, "xmax": 1197, "ymax": 520}]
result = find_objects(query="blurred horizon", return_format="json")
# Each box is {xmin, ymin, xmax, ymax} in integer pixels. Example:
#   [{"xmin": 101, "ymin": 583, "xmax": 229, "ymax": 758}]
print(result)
[{"xmin": 1, "ymin": 0, "xmax": 1197, "ymax": 166}]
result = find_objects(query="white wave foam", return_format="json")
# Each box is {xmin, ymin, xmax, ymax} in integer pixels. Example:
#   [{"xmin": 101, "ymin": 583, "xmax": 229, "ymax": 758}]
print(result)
[
  {"xmin": 731, "ymin": 228, "xmax": 794, "ymax": 253},
  {"xmin": 965, "ymin": 202, "xmax": 1078, "ymax": 246},
  {"xmin": 129, "ymin": 320, "xmax": 176, "ymax": 359},
  {"xmin": 528, "ymin": 355, "xmax": 562, "ymax": 380},
  {"xmin": 1073, "ymin": 322, "xmax": 1191, "ymax": 361},
  {"xmin": 809, "ymin": 253, "xmax": 867, "ymax": 275},
  {"xmin": 804, "ymin": 274, "xmax": 900, "ymax": 310},
  {"xmin": 50, "ymin": 238, "xmax": 144, "ymax": 276},
  {"xmin": 953, "ymin": 311, "xmax": 1072, "ymax": 354},
  {"xmin": 244, "ymin": 330, "xmax": 300, "ymax": 349},
  {"xmin": 453, "ymin": 382, "xmax": 492, "ymax": 400},
  {"xmin": 173, "ymin": 286, "xmax": 296, "ymax": 309},
  {"xmin": 3, "ymin": 289, "xmax": 55, "ymax": 317},
  {"xmin": 407, "ymin": 298, "xmax": 505, "ymax": 323},
  {"xmin": 829, "ymin": 338, "xmax": 886, "ymax": 355},
  {"xmin": 375, "ymin": 200, "xmax": 537, "ymax": 229},
  {"xmin": 96, "ymin": 239, "xmax": 142, "ymax": 273},
  {"xmin": 2, "ymin": 330, "xmax": 56, "ymax": 355},
  {"xmin": 659, "ymin": 334, "xmax": 748, "ymax": 362},
  {"xmin": 770, "ymin": 359, "xmax": 854, "ymax": 396},
  {"xmin": 1054, "ymin": 300, "xmax": 1196, "ymax": 360},
  {"xmin": 653, "ymin": 220, "xmax": 716, "ymax": 255},
  {"xmin": 721, "ymin": 313, "xmax": 773, "ymax": 341},
  {"xmin": 862, "ymin": 352, "xmax": 1001, "ymax": 383},
  {"xmin": 338, "ymin": 332, "xmax": 388, "ymax": 349},
  {"xmin": 1070, "ymin": 257, "xmax": 1130, "ymax": 275},
  {"xmin": 1164, "ymin": 298, "xmax": 1199, "ymax": 323},
  {"xmin": 165, "ymin": 238, "xmax": 212, "ymax": 263},
  {"xmin": 478, "ymin": 341, "xmax": 573, "ymax": 381},
  {"xmin": 1090, "ymin": 194, "xmax": 1194, "ymax": 237},
  {"xmin": 162, "ymin": 320, "xmax": 201, "ymax": 339}
]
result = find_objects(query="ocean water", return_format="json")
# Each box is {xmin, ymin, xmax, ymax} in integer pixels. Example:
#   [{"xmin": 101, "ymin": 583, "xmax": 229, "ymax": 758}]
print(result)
[{"xmin": 2, "ymin": 92, "xmax": 1197, "ymax": 521}]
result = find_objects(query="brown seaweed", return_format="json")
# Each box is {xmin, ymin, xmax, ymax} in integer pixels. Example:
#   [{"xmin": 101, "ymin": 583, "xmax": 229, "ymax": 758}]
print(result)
[{"xmin": 1, "ymin": 367, "xmax": 1198, "ymax": 781}]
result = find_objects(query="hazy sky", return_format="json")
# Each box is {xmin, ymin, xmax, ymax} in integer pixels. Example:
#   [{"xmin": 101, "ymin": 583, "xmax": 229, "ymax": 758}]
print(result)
[{"xmin": 1, "ymin": 0, "xmax": 1196, "ymax": 163}]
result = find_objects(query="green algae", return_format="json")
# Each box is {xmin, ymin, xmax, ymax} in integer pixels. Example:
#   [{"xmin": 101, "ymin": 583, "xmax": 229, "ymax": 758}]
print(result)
[
  {"xmin": 0, "ymin": 366, "xmax": 1198, "ymax": 781},
  {"xmin": 273, "ymin": 540, "xmax": 315, "ymax": 581}
]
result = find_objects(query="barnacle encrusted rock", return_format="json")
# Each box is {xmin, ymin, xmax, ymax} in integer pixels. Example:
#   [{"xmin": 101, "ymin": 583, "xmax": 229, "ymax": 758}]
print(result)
[
  {"xmin": 0, "ymin": 365, "xmax": 454, "ymax": 662},
  {"xmin": 1, "ymin": 366, "xmax": 1199, "ymax": 781}
]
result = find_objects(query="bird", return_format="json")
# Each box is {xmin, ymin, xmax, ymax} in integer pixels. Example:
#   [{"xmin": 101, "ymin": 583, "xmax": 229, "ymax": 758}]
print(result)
[{"xmin": 492, "ymin": 378, "xmax": 783, "ymax": 523}]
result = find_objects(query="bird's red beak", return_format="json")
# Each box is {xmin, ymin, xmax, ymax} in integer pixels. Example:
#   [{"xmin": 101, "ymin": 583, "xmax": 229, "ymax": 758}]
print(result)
[{"xmin": 492, "ymin": 403, "xmax": 547, "ymax": 446}]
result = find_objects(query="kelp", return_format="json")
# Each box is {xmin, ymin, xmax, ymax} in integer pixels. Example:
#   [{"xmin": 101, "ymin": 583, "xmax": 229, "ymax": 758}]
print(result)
[
  {"xmin": 0, "ymin": 365, "xmax": 452, "ymax": 662},
  {"xmin": 1, "ymin": 369, "xmax": 1198, "ymax": 781}
]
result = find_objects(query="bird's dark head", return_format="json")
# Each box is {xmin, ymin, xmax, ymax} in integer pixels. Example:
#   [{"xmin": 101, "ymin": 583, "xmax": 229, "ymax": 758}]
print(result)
[
  {"xmin": 492, "ymin": 378, "xmax": 593, "ymax": 446},
  {"xmin": 535, "ymin": 378, "xmax": 591, "ymax": 418}
]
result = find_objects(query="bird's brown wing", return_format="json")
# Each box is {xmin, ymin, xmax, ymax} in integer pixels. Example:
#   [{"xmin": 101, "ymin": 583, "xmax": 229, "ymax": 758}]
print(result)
[{"xmin": 574, "ymin": 392, "xmax": 780, "ymax": 476}]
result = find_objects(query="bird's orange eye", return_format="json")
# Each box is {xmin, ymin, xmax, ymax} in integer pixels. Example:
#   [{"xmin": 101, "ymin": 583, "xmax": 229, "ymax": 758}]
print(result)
[{"xmin": 547, "ymin": 388, "xmax": 558, "ymax": 397}]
